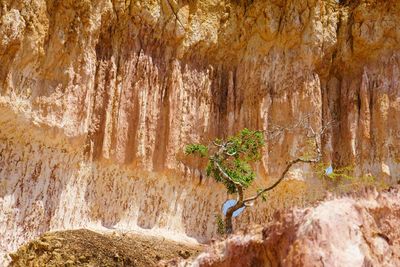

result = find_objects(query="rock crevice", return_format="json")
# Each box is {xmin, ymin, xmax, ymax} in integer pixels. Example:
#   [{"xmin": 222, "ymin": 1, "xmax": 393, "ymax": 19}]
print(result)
[{"xmin": 0, "ymin": 0, "xmax": 399, "ymax": 264}]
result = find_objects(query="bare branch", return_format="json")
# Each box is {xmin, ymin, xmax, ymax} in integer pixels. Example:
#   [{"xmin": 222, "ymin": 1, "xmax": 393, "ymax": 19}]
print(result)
[
  {"xmin": 243, "ymin": 157, "xmax": 319, "ymax": 204},
  {"xmin": 243, "ymin": 118, "xmax": 340, "ymax": 204},
  {"xmin": 225, "ymin": 151, "xmax": 237, "ymax": 156},
  {"xmin": 166, "ymin": 0, "xmax": 185, "ymax": 29},
  {"xmin": 319, "ymin": 119, "xmax": 337, "ymax": 135},
  {"xmin": 265, "ymin": 113, "xmax": 316, "ymax": 141},
  {"xmin": 212, "ymin": 141, "xmax": 223, "ymax": 147}
]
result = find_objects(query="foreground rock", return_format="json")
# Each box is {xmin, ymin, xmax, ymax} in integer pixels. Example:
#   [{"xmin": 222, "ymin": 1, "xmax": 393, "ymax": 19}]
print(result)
[
  {"xmin": 178, "ymin": 187, "xmax": 400, "ymax": 267},
  {"xmin": 8, "ymin": 187, "xmax": 400, "ymax": 266},
  {"xmin": 9, "ymin": 229, "xmax": 203, "ymax": 267}
]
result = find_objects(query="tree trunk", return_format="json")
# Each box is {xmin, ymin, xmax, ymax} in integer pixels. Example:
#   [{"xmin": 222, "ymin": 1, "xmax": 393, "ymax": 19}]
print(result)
[
  {"xmin": 225, "ymin": 203, "xmax": 242, "ymax": 234},
  {"xmin": 224, "ymin": 212, "xmax": 234, "ymax": 235}
]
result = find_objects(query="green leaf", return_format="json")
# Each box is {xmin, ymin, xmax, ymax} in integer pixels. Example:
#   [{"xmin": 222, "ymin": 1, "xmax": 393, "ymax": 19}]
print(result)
[
  {"xmin": 184, "ymin": 129, "xmax": 265, "ymax": 195},
  {"xmin": 261, "ymin": 193, "xmax": 267, "ymax": 202},
  {"xmin": 185, "ymin": 144, "xmax": 208, "ymax": 157}
]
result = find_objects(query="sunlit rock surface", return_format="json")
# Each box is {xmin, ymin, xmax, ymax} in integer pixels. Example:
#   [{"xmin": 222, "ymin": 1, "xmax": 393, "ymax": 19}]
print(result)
[
  {"xmin": 183, "ymin": 187, "xmax": 400, "ymax": 267},
  {"xmin": 0, "ymin": 0, "xmax": 399, "ymax": 265}
]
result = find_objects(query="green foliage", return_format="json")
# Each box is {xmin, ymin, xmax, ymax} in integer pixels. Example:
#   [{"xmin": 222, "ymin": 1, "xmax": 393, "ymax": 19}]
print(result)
[
  {"xmin": 226, "ymin": 159, "xmax": 255, "ymax": 187},
  {"xmin": 257, "ymin": 188, "xmax": 268, "ymax": 202},
  {"xmin": 185, "ymin": 128, "xmax": 265, "ymax": 194},
  {"xmin": 185, "ymin": 144, "xmax": 208, "ymax": 157},
  {"xmin": 205, "ymin": 160, "xmax": 237, "ymax": 194},
  {"xmin": 225, "ymin": 128, "xmax": 265, "ymax": 162},
  {"xmin": 261, "ymin": 194, "xmax": 267, "ymax": 202},
  {"xmin": 300, "ymin": 138, "xmax": 319, "ymax": 161},
  {"xmin": 313, "ymin": 163, "xmax": 355, "ymax": 181},
  {"xmin": 314, "ymin": 163, "xmax": 388, "ymax": 193}
]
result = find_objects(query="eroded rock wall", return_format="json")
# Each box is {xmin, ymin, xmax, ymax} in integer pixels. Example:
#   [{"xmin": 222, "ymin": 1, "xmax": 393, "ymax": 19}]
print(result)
[{"xmin": 0, "ymin": 0, "xmax": 399, "ymax": 264}]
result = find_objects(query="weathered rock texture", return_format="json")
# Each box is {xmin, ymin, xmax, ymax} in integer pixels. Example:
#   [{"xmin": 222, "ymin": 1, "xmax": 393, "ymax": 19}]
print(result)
[
  {"xmin": 182, "ymin": 187, "xmax": 400, "ymax": 267},
  {"xmin": 0, "ymin": 0, "xmax": 399, "ymax": 264}
]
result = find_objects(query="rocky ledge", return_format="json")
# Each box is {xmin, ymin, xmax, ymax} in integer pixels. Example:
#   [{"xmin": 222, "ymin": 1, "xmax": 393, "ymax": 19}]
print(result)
[{"xmin": 178, "ymin": 186, "xmax": 400, "ymax": 267}]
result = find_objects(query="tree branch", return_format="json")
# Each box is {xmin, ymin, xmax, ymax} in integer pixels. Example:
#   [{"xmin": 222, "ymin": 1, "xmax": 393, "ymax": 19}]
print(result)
[
  {"xmin": 265, "ymin": 113, "xmax": 315, "ymax": 141},
  {"xmin": 244, "ymin": 118, "xmax": 338, "ymax": 204},
  {"xmin": 225, "ymin": 151, "xmax": 237, "ymax": 156},
  {"xmin": 243, "ymin": 157, "xmax": 319, "ymax": 204},
  {"xmin": 214, "ymin": 161, "xmax": 242, "ymax": 187},
  {"xmin": 166, "ymin": 0, "xmax": 185, "ymax": 29},
  {"xmin": 212, "ymin": 141, "xmax": 223, "ymax": 147},
  {"xmin": 213, "ymin": 160, "xmax": 244, "ymax": 202}
]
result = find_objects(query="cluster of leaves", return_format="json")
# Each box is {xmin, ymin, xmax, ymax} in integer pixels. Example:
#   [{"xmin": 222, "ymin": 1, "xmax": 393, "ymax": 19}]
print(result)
[
  {"xmin": 313, "ymin": 163, "xmax": 388, "ymax": 193},
  {"xmin": 313, "ymin": 163, "xmax": 355, "ymax": 181},
  {"xmin": 185, "ymin": 129, "xmax": 265, "ymax": 194},
  {"xmin": 256, "ymin": 188, "xmax": 268, "ymax": 202},
  {"xmin": 205, "ymin": 161, "xmax": 237, "ymax": 193},
  {"xmin": 300, "ymin": 138, "xmax": 319, "ymax": 161},
  {"xmin": 224, "ymin": 128, "xmax": 264, "ymax": 161},
  {"xmin": 185, "ymin": 144, "xmax": 208, "ymax": 157}
]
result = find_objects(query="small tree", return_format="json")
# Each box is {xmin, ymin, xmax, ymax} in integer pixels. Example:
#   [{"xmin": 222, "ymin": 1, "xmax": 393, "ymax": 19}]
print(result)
[{"xmin": 185, "ymin": 119, "xmax": 332, "ymax": 234}]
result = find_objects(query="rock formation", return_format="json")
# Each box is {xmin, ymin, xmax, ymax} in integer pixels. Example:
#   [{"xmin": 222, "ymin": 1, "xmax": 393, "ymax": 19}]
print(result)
[
  {"xmin": 0, "ymin": 0, "xmax": 399, "ymax": 265},
  {"xmin": 182, "ymin": 187, "xmax": 400, "ymax": 267}
]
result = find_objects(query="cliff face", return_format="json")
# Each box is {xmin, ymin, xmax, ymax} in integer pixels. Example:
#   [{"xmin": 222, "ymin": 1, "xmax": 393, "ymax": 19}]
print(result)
[
  {"xmin": 184, "ymin": 187, "xmax": 400, "ymax": 267},
  {"xmin": 0, "ymin": 0, "xmax": 399, "ymax": 264}
]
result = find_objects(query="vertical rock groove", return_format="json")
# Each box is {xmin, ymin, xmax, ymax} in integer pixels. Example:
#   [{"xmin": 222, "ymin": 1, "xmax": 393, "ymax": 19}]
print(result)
[{"xmin": 0, "ymin": 0, "xmax": 399, "ymax": 264}]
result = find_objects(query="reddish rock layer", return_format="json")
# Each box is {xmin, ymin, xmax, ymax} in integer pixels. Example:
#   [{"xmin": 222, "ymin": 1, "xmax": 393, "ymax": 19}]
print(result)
[{"xmin": 186, "ymin": 187, "xmax": 400, "ymax": 267}]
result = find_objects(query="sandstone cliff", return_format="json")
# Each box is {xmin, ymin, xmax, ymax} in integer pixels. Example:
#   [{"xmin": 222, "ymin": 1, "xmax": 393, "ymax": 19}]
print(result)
[{"xmin": 0, "ymin": 0, "xmax": 399, "ymax": 264}]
